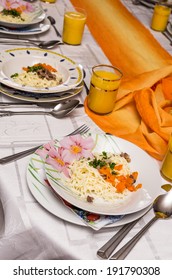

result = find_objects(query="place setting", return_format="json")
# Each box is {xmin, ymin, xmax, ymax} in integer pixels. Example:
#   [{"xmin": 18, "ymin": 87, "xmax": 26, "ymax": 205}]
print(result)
[
  {"xmin": 0, "ymin": 47, "xmax": 85, "ymax": 105},
  {"xmin": 0, "ymin": 0, "xmax": 63, "ymax": 50},
  {"xmin": 26, "ymin": 131, "xmax": 162, "ymax": 231},
  {"xmin": 0, "ymin": 0, "xmax": 51, "ymax": 35},
  {"xmin": 0, "ymin": 1, "xmax": 88, "ymax": 105}
]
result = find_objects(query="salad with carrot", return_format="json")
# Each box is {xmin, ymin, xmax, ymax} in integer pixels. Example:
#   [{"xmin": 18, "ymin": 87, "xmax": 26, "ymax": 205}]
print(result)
[{"xmin": 88, "ymin": 151, "xmax": 142, "ymax": 193}]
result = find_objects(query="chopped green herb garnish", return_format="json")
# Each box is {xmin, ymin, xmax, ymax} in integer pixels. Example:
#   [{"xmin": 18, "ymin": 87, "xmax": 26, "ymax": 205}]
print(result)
[
  {"xmin": 102, "ymin": 151, "xmax": 107, "ymax": 158},
  {"xmin": 109, "ymin": 162, "xmax": 116, "ymax": 170},
  {"xmin": 26, "ymin": 65, "xmax": 44, "ymax": 73},
  {"xmin": 2, "ymin": 9, "xmax": 21, "ymax": 18},
  {"xmin": 10, "ymin": 73, "xmax": 19, "ymax": 78}
]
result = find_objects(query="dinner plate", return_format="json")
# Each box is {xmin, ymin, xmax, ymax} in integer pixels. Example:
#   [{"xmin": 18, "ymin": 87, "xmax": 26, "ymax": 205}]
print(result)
[
  {"xmin": 44, "ymin": 133, "xmax": 161, "ymax": 216},
  {"xmin": 26, "ymin": 151, "xmax": 152, "ymax": 228},
  {"xmin": 0, "ymin": 17, "xmax": 50, "ymax": 35},
  {"xmin": 0, "ymin": 48, "xmax": 83, "ymax": 94},
  {"xmin": 0, "ymin": 1, "xmax": 46, "ymax": 28},
  {"xmin": 0, "ymin": 82, "xmax": 83, "ymax": 103}
]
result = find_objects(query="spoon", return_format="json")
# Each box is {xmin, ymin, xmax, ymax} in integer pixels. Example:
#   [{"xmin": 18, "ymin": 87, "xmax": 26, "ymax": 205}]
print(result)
[
  {"xmin": 0, "ymin": 39, "xmax": 63, "ymax": 49},
  {"xmin": 47, "ymin": 16, "xmax": 62, "ymax": 37},
  {"xmin": 110, "ymin": 191, "xmax": 172, "ymax": 260},
  {"xmin": 0, "ymin": 99, "xmax": 80, "ymax": 119}
]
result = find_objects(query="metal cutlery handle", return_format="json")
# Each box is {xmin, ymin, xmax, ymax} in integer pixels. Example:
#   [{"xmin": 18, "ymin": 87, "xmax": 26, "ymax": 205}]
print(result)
[
  {"xmin": 97, "ymin": 204, "xmax": 152, "ymax": 259},
  {"xmin": 52, "ymin": 25, "xmax": 61, "ymax": 37},
  {"xmin": 0, "ymin": 37, "xmax": 44, "ymax": 43},
  {"xmin": 0, "ymin": 124, "xmax": 89, "ymax": 164},
  {"xmin": 0, "ymin": 41, "xmax": 38, "ymax": 46},
  {"xmin": 162, "ymin": 31, "xmax": 172, "ymax": 45},
  {"xmin": 97, "ymin": 219, "xmax": 139, "ymax": 259},
  {"xmin": 0, "ymin": 102, "xmax": 39, "ymax": 107},
  {"xmin": 110, "ymin": 216, "xmax": 158, "ymax": 260},
  {"xmin": 0, "ymin": 110, "xmax": 50, "ymax": 117},
  {"xmin": 0, "ymin": 145, "xmax": 41, "ymax": 164}
]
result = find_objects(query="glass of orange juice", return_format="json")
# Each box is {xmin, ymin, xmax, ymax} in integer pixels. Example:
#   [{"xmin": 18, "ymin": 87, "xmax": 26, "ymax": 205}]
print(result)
[
  {"xmin": 62, "ymin": 7, "xmax": 87, "ymax": 45},
  {"xmin": 151, "ymin": 4, "xmax": 171, "ymax": 32},
  {"xmin": 87, "ymin": 65, "xmax": 123, "ymax": 114},
  {"xmin": 160, "ymin": 134, "xmax": 172, "ymax": 182}
]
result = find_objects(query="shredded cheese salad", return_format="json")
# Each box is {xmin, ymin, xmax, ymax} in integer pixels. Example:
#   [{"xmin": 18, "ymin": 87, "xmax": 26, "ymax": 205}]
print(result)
[
  {"xmin": 10, "ymin": 63, "xmax": 63, "ymax": 88},
  {"xmin": 64, "ymin": 152, "xmax": 142, "ymax": 203},
  {"xmin": 38, "ymin": 134, "xmax": 143, "ymax": 205}
]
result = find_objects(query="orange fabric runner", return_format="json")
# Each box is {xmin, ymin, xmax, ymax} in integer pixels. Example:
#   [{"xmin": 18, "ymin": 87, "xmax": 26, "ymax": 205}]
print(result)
[{"xmin": 70, "ymin": 0, "xmax": 172, "ymax": 160}]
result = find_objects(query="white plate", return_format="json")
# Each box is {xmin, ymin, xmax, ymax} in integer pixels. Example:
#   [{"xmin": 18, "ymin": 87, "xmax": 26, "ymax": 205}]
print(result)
[
  {"xmin": 0, "ymin": 17, "xmax": 50, "ymax": 35},
  {"xmin": 0, "ymin": 2, "xmax": 46, "ymax": 28},
  {"xmin": 0, "ymin": 82, "xmax": 83, "ymax": 103},
  {"xmin": 0, "ymin": 48, "xmax": 83, "ymax": 93},
  {"xmin": 26, "ymin": 151, "xmax": 152, "ymax": 228},
  {"xmin": 45, "ymin": 133, "xmax": 161, "ymax": 216}
]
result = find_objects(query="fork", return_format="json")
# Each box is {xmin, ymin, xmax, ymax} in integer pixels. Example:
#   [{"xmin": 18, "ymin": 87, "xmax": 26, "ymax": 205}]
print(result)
[{"xmin": 0, "ymin": 124, "xmax": 89, "ymax": 165}]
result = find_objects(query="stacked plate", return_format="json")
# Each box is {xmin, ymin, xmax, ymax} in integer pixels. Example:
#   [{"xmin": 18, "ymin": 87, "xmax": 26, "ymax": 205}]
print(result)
[
  {"xmin": 27, "ymin": 133, "xmax": 162, "ymax": 229},
  {"xmin": 0, "ymin": 48, "xmax": 83, "ymax": 103},
  {"xmin": 0, "ymin": 1, "xmax": 50, "ymax": 35}
]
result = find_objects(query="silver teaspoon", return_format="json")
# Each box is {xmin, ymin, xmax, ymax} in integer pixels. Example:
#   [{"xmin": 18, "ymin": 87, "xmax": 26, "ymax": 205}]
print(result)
[
  {"xmin": 0, "ymin": 99, "xmax": 80, "ymax": 119},
  {"xmin": 47, "ymin": 16, "xmax": 61, "ymax": 37},
  {"xmin": 110, "ymin": 191, "xmax": 172, "ymax": 260}
]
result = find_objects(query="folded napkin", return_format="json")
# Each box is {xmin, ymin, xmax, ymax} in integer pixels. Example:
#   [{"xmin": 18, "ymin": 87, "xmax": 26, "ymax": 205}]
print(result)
[{"xmin": 71, "ymin": 0, "xmax": 172, "ymax": 160}]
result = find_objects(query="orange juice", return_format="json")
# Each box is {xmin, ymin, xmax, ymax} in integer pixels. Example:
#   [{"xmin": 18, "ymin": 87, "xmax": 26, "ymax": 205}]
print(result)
[
  {"xmin": 62, "ymin": 9, "xmax": 86, "ymax": 45},
  {"xmin": 87, "ymin": 65, "xmax": 123, "ymax": 114},
  {"xmin": 151, "ymin": 5, "xmax": 171, "ymax": 31},
  {"xmin": 41, "ymin": 0, "xmax": 56, "ymax": 3},
  {"xmin": 160, "ymin": 134, "xmax": 172, "ymax": 182}
]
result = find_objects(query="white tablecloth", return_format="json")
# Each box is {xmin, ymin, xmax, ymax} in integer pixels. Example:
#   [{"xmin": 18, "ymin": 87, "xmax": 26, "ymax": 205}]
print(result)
[{"xmin": 0, "ymin": 0, "xmax": 172, "ymax": 260}]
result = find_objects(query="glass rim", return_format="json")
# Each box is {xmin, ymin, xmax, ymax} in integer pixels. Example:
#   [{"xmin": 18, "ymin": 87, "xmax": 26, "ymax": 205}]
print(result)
[
  {"xmin": 65, "ymin": 7, "xmax": 87, "ymax": 16},
  {"xmin": 92, "ymin": 64, "xmax": 123, "ymax": 81}
]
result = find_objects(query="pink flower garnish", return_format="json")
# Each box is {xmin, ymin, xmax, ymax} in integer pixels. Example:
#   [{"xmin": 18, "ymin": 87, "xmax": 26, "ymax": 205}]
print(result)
[
  {"xmin": 36, "ymin": 135, "xmax": 95, "ymax": 177},
  {"xmin": 36, "ymin": 141, "xmax": 55, "ymax": 160},
  {"xmin": 46, "ymin": 147, "xmax": 70, "ymax": 177},
  {"xmin": 59, "ymin": 134, "xmax": 94, "ymax": 162}
]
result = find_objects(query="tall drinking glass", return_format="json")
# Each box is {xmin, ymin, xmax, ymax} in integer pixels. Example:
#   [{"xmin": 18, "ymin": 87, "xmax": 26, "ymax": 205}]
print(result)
[
  {"xmin": 151, "ymin": 4, "xmax": 171, "ymax": 31},
  {"xmin": 87, "ymin": 65, "xmax": 123, "ymax": 114},
  {"xmin": 160, "ymin": 134, "xmax": 172, "ymax": 182},
  {"xmin": 62, "ymin": 7, "xmax": 87, "ymax": 45}
]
